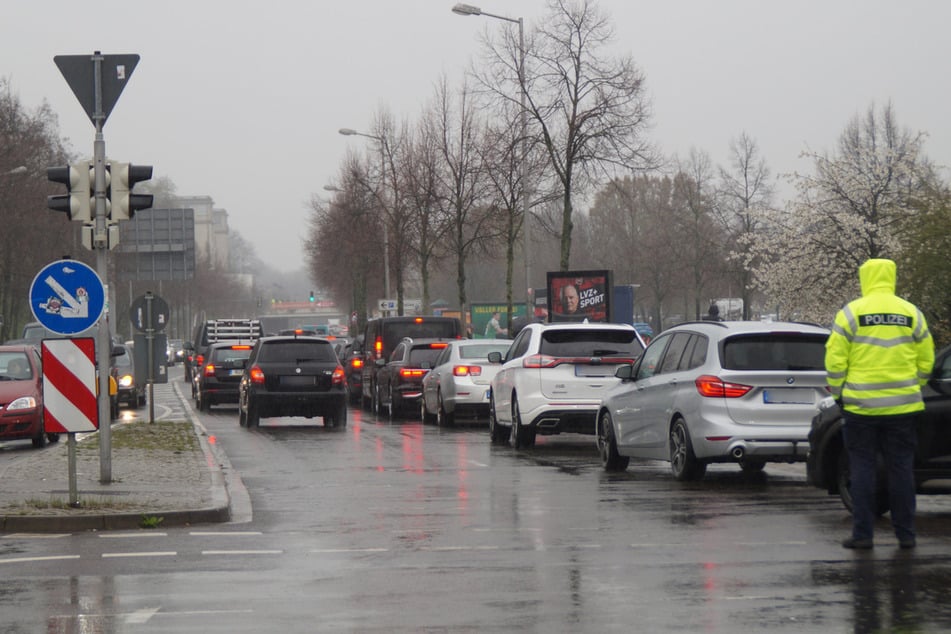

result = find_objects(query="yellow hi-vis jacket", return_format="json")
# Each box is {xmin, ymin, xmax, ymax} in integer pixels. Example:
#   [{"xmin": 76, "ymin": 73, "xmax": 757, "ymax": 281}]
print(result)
[{"xmin": 825, "ymin": 258, "xmax": 934, "ymax": 417}]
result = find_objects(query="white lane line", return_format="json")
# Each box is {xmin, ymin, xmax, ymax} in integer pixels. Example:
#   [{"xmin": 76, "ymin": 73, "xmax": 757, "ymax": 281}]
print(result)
[
  {"xmin": 0, "ymin": 555, "xmax": 80, "ymax": 565},
  {"xmin": 201, "ymin": 550, "xmax": 283, "ymax": 556},
  {"xmin": 465, "ymin": 460, "xmax": 489, "ymax": 467},
  {"xmin": 309, "ymin": 548, "xmax": 389, "ymax": 553},
  {"xmin": 190, "ymin": 531, "xmax": 263, "ymax": 536},
  {"xmin": 102, "ymin": 551, "xmax": 177, "ymax": 558},
  {"xmin": 99, "ymin": 532, "xmax": 168, "ymax": 539},
  {"xmin": 125, "ymin": 607, "xmax": 161, "ymax": 624},
  {"xmin": 4, "ymin": 533, "xmax": 71, "ymax": 539},
  {"xmin": 421, "ymin": 546, "xmax": 501, "ymax": 552}
]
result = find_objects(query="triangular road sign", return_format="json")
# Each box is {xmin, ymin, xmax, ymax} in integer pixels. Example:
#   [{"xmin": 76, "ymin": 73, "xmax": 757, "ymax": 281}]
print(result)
[{"xmin": 54, "ymin": 53, "xmax": 140, "ymax": 127}]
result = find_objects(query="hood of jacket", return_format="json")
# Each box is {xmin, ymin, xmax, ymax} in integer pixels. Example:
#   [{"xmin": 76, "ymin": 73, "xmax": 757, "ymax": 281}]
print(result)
[{"xmin": 859, "ymin": 258, "xmax": 896, "ymax": 296}]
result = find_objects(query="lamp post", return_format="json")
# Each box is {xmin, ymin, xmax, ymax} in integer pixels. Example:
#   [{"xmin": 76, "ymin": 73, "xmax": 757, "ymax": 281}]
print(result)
[
  {"xmin": 452, "ymin": 3, "xmax": 531, "ymax": 317},
  {"xmin": 339, "ymin": 128, "xmax": 391, "ymax": 314}
]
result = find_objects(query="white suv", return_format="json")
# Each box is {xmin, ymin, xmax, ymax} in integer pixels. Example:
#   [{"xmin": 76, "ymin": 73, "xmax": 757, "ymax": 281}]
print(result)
[{"xmin": 487, "ymin": 322, "xmax": 646, "ymax": 449}]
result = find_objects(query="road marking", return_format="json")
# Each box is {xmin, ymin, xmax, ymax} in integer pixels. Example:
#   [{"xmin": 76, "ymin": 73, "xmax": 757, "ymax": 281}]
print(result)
[
  {"xmin": 102, "ymin": 551, "xmax": 177, "ymax": 558},
  {"xmin": 3, "ymin": 533, "xmax": 71, "ymax": 539},
  {"xmin": 125, "ymin": 607, "xmax": 160, "ymax": 624},
  {"xmin": 309, "ymin": 548, "xmax": 389, "ymax": 553},
  {"xmin": 0, "ymin": 555, "xmax": 79, "ymax": 565},
  {"xmin": 190, "ymin": 531, "xmax": 263, "ymax": 536},
  {"xmin": 99, "ymin": 532, "xmax": 168, "ymax": 539},
  {"xmin": 201, "ymin": 549, "xmax": 283, "ymax": 556},
  {"xmin": 421, "ymin": 546, "xmax": 500, "ymax": 551}
]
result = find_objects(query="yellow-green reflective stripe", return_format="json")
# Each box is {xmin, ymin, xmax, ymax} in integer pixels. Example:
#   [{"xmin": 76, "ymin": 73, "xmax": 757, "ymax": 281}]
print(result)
[
  {"xmin": 844, "ymin": 378, "xmax": 919, "ymax": 391},
  {"xmin": 842, "ymin": 393, "xmax": 922, "ymax": 408},
  {"xmin": 850, "ymin": 335, "xmax": 916, "ymax": 347}
]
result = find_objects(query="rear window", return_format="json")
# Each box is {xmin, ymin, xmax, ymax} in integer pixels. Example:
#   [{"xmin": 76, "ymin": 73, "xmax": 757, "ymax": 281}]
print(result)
[
  {"xmin": 459, "ymin": 343, "xmax": 510, "ymax": 360},
  {"xmin": 721, "ymin": 333, "xmax": 828, "ymax": 371},
  {"xmin": 258, "ymin": 341, "xmax": 336, "ymax": 363},
  {"xmin": 539, "ymin": 329, "xmax": 644, "ymax": 358},
  {"xmin": 408, "ymin": 346, "xmax": 444, "ymax": 368},
  {"xmin": 382, "ymin": 320, "xmax": 459, "ymax": 354},
  {"xmin": 211, "ymin": 346, "xmax": 253, "ymax": 364}
]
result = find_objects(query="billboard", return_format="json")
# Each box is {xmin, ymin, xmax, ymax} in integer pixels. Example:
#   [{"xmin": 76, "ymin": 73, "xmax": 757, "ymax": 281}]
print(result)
[
  {"xmin": 469, "ymin": 302, "xmax": 527, "ymax": 339},
  {"xmin": 547, "ymin": 270, "xmax": 612, "ymax": 323}
]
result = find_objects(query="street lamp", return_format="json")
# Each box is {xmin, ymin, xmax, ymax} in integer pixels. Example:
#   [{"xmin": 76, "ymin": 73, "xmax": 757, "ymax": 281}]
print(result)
[
  {"xmin": 338, "ymin": 127, "xmax": 391, "ymax": 312},
  {"xmin": 452, "ymin": 3, "xmax": 531, "ymax": 317}
]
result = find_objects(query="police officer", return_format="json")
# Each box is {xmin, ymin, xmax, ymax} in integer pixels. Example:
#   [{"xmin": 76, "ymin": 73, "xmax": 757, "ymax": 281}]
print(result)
[{"xmin": 825, "ymin": 258, "xmax": 934, "ymax": 550}]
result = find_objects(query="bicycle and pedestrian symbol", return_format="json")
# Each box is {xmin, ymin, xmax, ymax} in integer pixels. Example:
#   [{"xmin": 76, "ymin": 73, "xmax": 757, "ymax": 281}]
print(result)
[{"xmin": 29, "ymin": 259, "xmax": 105, "ymax": 335}]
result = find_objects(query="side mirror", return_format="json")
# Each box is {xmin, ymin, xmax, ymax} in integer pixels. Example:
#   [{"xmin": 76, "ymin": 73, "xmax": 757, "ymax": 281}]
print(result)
[
  {"xmin": 375, "ymin": 358, "xmax": 387, "ymax": 367},
  {"xmin": 111, "ymin": 345, "xmax": 123, "ymax": 358},
  {"xmin": 615, "ymin": 364, "xmax": 634, "ymax": 380},
  {"xmin": 487, "ymin": 351, "xmax": 502, "ymax": 364}
]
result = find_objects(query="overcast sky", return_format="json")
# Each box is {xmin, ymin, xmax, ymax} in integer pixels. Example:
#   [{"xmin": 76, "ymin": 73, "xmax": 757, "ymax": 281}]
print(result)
[{"xmin": 5, "ymin": 1, "xmax": 950, "ymax": 273}]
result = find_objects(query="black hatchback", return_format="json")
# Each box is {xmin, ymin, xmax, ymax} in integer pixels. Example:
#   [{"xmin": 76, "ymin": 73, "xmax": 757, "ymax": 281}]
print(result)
[
  {"xmin": 238, "ymin": 335, "xmax": 347, "ymax": 429},
  {"xmin": 194, "ymin": 342, "xmax": 253, "ymax": 411}
]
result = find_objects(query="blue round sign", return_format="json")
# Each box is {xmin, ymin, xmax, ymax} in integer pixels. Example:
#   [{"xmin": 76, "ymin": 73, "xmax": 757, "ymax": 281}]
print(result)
[{"xmin": 29, "ymin": 259, "xmax": 105, "ymax": 335}]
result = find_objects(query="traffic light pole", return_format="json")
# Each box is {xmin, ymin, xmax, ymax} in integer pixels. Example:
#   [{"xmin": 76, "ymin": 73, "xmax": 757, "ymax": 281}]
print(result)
[{"xmin": 92, "ymin": 53, "xmax": 113, "ymax": 483}]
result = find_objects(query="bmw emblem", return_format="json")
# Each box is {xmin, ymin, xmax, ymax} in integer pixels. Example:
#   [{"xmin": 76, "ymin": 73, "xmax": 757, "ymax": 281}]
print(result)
[{"xmin": 786, "ymin": 377, "xmax": 795, "ymax": 385}]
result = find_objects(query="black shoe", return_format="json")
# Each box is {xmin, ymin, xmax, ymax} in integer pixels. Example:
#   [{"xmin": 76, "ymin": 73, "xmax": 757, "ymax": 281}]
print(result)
[
  {"xmin": 842, "ymin": 537, "xmax": 874, "ymax": 550},
  {"xmin": 899, "ymin": 539, "xmax": 916, "ymax": 549}
]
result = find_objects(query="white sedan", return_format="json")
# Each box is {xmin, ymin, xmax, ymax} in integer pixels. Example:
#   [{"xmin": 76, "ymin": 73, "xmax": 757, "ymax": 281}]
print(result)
[{"xmin": 420, "ymin": 339, "xmax": 512, "ymax": 426}]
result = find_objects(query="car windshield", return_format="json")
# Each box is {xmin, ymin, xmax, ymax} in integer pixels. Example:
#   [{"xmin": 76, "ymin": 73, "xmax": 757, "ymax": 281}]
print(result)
[
  {"xmin": 539, "ymin": 329, "xmax": 644, "ymax": 358},
  {"xmin": 258, "ymin": 341, "xmax": 336, "ymax": 363},
  {"xmin": 0, "ymin": 352, "xmax": 32, "ymax": 380},
  {"xmin": 721, "ymin": 333, "xmax": 828, "ymax": 371}
]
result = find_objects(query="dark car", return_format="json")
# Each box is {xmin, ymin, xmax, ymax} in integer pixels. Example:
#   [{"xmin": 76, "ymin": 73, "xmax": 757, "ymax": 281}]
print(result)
[
  {"xmin": 0, "ymin": 345, "xmax": 58, "ymax": 448},
  {"xmin": 807, "ymin": 344, "xmax": 951, "ymax": 514},
  {"xmin": 360, "ymin": 316, "xmax": 463, "ymax": 410},
  {"xmin": 340, "ymin": 335, "xmax": 364, "ymax": 404},
  {"xmin": 194, "ymin": 342, "xmax": 253, "ymax": 411},
  {"xmin": 374, "ymin": 338, "xmax": 448, "ymax": 417},
  {"xmin": 238, "ymin": 335, "xmax": 347, "ymax": 428},
  {"xmin": 112, "ymin": 343, "xmax": 144, "ymax": 409}
]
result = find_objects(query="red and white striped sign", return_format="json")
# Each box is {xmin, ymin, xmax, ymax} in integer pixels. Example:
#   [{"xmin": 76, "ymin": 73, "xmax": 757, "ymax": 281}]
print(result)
[{"xmin": 41, "ymin": 337, "xmax": 98, "ymax": 433}]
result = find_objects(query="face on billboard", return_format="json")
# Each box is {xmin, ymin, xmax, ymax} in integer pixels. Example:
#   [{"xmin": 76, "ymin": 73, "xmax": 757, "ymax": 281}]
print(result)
[{"xmin": 548, "ymin": 271, "xmax": 610, "ymax": 323}]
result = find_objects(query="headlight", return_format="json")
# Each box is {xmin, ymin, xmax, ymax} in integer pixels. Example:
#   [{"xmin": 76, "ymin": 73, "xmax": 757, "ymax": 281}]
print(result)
[
  {"xmin": 119, "ymin": 374, "xmax": 134, "ymax": 388},
  {"xmin": 7, "ymin": 396, "xmax": 37, "ymax": 411}
]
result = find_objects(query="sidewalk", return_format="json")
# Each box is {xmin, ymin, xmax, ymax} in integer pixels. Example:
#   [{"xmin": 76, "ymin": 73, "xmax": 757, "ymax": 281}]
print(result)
[{"xmin": 0, "ymin": 379, "xmax": 231, "ymax": 533}]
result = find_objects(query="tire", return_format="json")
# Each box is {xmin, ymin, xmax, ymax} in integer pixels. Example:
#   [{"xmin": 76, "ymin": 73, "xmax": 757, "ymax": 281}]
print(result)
[
  {"xmin": 489, "ymin": 397, "xmax": 507, "ymax": 445},
  {"xmin": 32, "ymin": 426, "xmax": 47, "ymax": 448},
  {"xmin": 246, "ymin": 400, "xmax": 260, "ymax": 428},
  {"xmin": 47, "ymin": 433, "xmax": 60, "ymax": 444},
  {"xmin": 327, "ymin": 401, "xmax": 347, "ymax": 428},
  {"xmin": 510, "ymin": 397, "xmax": 535, "ymax": 450},
  {"xmin": 669, "ymin": 418, "xmax": 706, "ymax": 481},
  {"xmin": 836, "ymin": 448, "xmax": 890, "ymax": 516},
  {"xmin": 597, "ymin": 410, "xmax": 629, "ymax": 472},
  {"xmin": 436, "ymin": 391, "xmax": 454, "ymax": 428},
  {"xmin": 420, "ymin": 397, "xmax": 436, "ymax": 424},
  {"xmin": 239, "ymin": 404, "xmax": 247, "ymax": 427}
]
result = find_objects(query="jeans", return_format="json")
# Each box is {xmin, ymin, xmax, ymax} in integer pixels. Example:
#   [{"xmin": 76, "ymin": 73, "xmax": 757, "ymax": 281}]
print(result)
[{"xmin": 842, "ymin": 414, "xmax": 918, "ymax": 542}]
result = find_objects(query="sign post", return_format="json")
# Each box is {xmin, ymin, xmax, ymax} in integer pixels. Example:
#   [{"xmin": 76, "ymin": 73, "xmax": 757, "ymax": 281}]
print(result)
[
  {"xmin": 41, "ymin": 338, "xmax": 98, "ymax": 507},
  {"xmin": 53, "ymin": 51, "xmax": 140, "ymax": 483}
]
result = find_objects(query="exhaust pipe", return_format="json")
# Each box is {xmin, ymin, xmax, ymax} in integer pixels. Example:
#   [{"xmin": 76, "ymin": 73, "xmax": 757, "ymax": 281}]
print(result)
[{"xmin": 731, "ymin": 445, "xmax": 745, "ymax": 460}]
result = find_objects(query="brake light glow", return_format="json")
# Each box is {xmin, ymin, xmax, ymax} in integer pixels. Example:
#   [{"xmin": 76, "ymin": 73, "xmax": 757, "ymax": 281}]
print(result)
[
  {"xmin": 204, "ymin": 364, "xmax": 216, "ymax": 377},
  {"xmin": 249, "ymin": 365, "xmax": 265, "ymax": 384},
  {"xmin": 414, "ymin": 317, "xmax": 423, "ymax": 323},
  {"xmin": 429, "ymin": 342, "xmax": 448, "ymax": 349},
  {"xmin": 350, "ymin": 357, "xmax": 363, "ymax": 369},
  {"xmin": 453, "ymin": 365, "xmax": 482, "ymax": 377},
  {"xmin": 695, "ymin": 375, "xmax": 752, "ymax": 398},
  {"xmin": 195, "ymin": 354, "xmax": 205, "ymax": 367},
  {"xmin": 231, "ymin": 345, "xmax": 251, "ymax": 350},
  {"xmin": 374, "ymin": 337, "xmax": 383, "ymax": 358},
  {"xmin": 400, "ymin": 368, "xmax": 426, "ymax": 379},
  {"xmin": 523, "ymin": 354, "xmax": 561, "ymax": 369},
  {"xmin": 332, "ymin": 366, "xmax": 345, "ymax": 385}
]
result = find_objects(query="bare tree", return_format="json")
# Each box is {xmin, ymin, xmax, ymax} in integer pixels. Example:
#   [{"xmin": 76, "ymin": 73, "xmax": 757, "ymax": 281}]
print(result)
[
  {"xmin": 472, "ymin": 0, "xmax": 657, "ymax": 270},
  {"xmin": 716, "ymin": 132, "xmax": 774, "ymax": 319}
]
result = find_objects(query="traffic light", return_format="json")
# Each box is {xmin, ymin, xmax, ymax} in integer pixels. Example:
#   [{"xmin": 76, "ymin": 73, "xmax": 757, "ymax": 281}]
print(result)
[
  {"xmin": 108, "ymin": 162, "xmax": 153, "ymax": 221},
  {"xmin": 309, "ymin": 291, "xmax": 315, "ymax": 302},
  {"xmin": 47, "ymin": 162, "xmax": 93, "ymax": 222}
]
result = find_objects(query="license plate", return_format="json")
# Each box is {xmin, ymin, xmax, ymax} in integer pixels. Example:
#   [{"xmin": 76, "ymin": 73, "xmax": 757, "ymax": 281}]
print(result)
[
  {"xmin": 763, "ymin": 389, "xmax": 814, "ymax": 405},
  {"xmin": 281, "ymin": 375, "xmax": 316, "ymax": 386},
  {"xmin": 484, "ymin": 389, "xmax": 491, "ymax": 401},
  {"xmin": 229, "ymin": 369, "xmax": 243, "ymax": 376}
]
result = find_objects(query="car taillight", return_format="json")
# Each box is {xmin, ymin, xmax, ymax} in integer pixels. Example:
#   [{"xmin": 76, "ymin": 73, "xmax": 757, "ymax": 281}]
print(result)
[
  {"xmin": 374, "ymin": 338, "xmax": 383, "ymax": 359},
  {"xmin": 249, "ymin": 365, "xmax": 265, "ymax": 384},
  {"xmin": 400, "ymin": 368, "xmax": 426, "ymax": 379},
  {"xmin": 453, "ymin": 365, "xmax": 482, "ymax": 377},
  {"xmin": 204, "ymin": 364, "xmax": 216, "ymax": 377},
  {"xmin": 523, "ymin": 354, "xmax": 561, "ymax": 369},
  {"xmin": 695, "ymin": 375, "xmax": 752, "ymax": 398},
  {"xmin": 196, "ymin": 354, "xmax": 205, "ymax": 367},
  {"xmin": 350, "ymin": 358, "xmax": 363, "ymax": 370},
  {"xmin": 332, "ymin": 366, "xmax": 345, "ymax": 385}
]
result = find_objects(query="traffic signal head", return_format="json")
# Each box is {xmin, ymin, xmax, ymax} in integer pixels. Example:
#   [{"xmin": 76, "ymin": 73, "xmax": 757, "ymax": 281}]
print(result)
[
  {"xmin": 108, "ymin": 162, "xmax": 153, "ymax": 221},
  {"xmin": 46, "ymin": 162, "xmax": 92, "ymax": 222}
]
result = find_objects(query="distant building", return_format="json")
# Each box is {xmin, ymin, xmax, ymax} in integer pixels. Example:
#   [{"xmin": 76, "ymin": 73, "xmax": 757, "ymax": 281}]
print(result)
[{"xmin": 175, "ymin": 195, "xmax": 230, "ymax": 270}]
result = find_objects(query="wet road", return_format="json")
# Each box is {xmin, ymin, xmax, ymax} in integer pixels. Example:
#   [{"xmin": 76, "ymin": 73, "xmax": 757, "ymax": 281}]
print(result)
[{"xmin": 4, "ymin": 369, "xmax": 951, "ymax": 632}]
